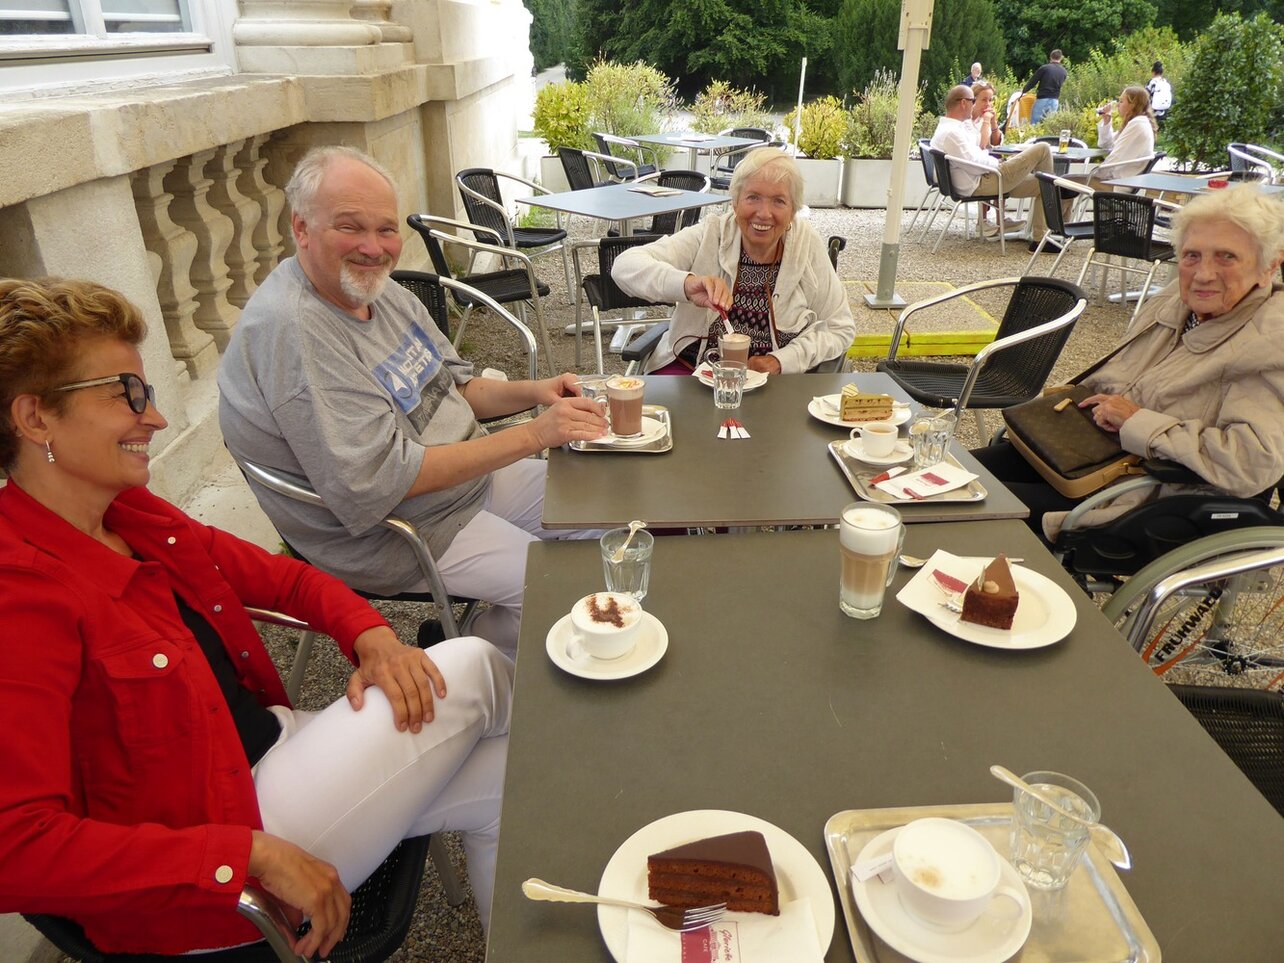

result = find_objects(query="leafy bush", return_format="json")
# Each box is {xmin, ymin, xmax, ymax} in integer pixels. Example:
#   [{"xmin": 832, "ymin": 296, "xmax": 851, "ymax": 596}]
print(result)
[
  {"xmin": 1025, "ymin": 106, "xmax": 1104, "ymax": 146},
  {"xmin": 783, "ymin": 95, "xmax": 847, "ymax": 159},
  {"xmin": 1061, "ymin": 26, "xmax": 1188, "ymax": 111},
  {"xmin": 582, "ymin": 59, "xmax": 679, "ymax": 138},
  {"xmin": 689, "ymin": 81, "xmax": 774, "ymax": 135},
  {"xmin": 533, "ymin": 80, "xmax": 594, "ymax": 151},
  {"xmin": 1165, "ymin": 12, "xmax": 1284, "ymax": 168},
  {"xmin": 841, "ymin": 70, "xmax": 934, "ymax": 159}
]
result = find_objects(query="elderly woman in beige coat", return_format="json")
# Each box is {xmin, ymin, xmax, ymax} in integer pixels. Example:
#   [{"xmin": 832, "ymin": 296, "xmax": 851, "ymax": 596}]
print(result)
[
  {"xmin": 611, "ymin": 147, "xmax": 855, "ymax": 375},
  {"xmin": 971, "ymin": 183, "xmax": 1284, "ymax": 541}
]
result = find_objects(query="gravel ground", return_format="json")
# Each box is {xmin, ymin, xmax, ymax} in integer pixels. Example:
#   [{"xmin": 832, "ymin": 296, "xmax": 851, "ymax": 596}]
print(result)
[{"xmin": 238, "ymin": 207, "xmax": 1149, "ymax": 963}]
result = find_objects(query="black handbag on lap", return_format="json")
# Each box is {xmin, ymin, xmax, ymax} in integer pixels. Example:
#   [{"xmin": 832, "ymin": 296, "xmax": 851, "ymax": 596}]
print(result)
[{"xmin": 1002, "ymin": 385, "xmax": 1144, "ymax": 498}]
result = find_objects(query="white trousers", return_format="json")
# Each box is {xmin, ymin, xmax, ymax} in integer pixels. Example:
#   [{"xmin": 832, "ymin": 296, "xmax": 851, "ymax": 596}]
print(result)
[
  {"xmin": 430, "ymin": 458, "xmax": 599, "ymax": 658},
  {"xmin": 252, "ymin": 636, "xmax": 513, "ymax": 933}
]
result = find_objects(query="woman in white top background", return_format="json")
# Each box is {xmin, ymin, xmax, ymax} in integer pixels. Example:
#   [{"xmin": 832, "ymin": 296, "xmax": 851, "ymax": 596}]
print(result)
[{"xmin": 1091, "ymin": 86, "xmax": 1158, "ymax": 182}]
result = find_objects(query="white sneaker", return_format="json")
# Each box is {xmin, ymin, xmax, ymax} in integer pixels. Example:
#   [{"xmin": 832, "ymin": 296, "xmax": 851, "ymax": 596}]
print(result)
[
  {"xmin": 1002, "ymin": 216, "xmax": 1027, "ymax": 230},
  {"xmin": 981, "ymin": 221, "xmax": 1001, "ymax": 237}
]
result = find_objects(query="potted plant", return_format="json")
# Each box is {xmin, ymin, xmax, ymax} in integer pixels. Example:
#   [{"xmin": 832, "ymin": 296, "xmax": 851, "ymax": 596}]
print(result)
[
  {"xmin": 840, "ymin": 71, "xmax": 935, "ymax": 209},
  {"xmin": 782, "ymin": 95, "xmax": 846, "ymax": 207},
  {"xmin": 532, "ymin": 79, "xmax": 593, "ymax": 192}
]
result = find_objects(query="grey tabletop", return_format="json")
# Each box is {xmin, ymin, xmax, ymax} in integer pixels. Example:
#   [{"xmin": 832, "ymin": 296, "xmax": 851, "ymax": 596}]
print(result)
[
  {"xmin": 542, "ymin": 373, "xmax": 1029, "ymax": 528},
  {"xmin": 1106, "ymin": 172, "xmax": 1284, "ymax": 195},
  {"xmin": 517, "ymin": 182, "xmax": 729, "ymax": 223},
  {"xmin": 486, "ymin": 523, "xmax": 1284, "ymax": 962},
  {"xmin": 632, "ymin": 131, "xmax": 766, "ymax": 153},
  {"xmin": 993, "ymin": 145, "xmax": 1107, "ymax": 161}
]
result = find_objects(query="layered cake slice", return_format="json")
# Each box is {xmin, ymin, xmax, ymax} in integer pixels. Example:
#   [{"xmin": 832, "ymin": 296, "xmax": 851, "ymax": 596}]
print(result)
[
  {"xmin": 960, "ymin": 554, "xmax": 1020, "ymax": 629},
  {"xmin": 840, "ymin": 384, "xmax": 894, "ymax": 423},
  {"xmin": 647, "ymin": 830, "xmax": 780, "ymax": 915}
]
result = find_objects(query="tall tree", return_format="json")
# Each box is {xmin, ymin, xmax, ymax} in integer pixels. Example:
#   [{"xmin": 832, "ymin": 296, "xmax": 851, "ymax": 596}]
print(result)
[
  {"xmin": 571, "ymin": 0, "xmax": 829, "ymax": 98},
  {"xmin": 995, "ymin": 0, "xmax": 1157, "ymax": 77},
  {"xmin": 1153, "ymin": 0, "xmax": 1284, "ymax": 41},
  {"xmin": 833, "ymin": 0, "xmax": 1006, "ymax": 105},
  {"xmin": 526, "ymin": 0, "xmax": 576, "ymax": 72}
]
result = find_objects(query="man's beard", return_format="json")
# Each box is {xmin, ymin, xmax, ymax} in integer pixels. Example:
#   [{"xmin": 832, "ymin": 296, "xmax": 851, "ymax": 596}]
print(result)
[{"xmin": 339, "ymin": 257, "xmax": 392, "ymax": 306}]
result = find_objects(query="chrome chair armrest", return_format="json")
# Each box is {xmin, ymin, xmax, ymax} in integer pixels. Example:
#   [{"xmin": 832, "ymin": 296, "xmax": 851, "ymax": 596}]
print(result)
[
  {"xmin": 411, "ymin": 211, "xmax": 504, "ymax": 247},
  {"xmin": 954, "ymin": 298, "xmax": 1085, "ymax": 410},
  {"xmin": 886, "ymin": 277, "xmax": 1023, "ymax": 360},
  {"xmin": 436, "ymin": 276, "xmax": 538, "ymax": 382},
  {"xmin": 237, "ymin": 886, "xmax": 308, "ymax": 963}
]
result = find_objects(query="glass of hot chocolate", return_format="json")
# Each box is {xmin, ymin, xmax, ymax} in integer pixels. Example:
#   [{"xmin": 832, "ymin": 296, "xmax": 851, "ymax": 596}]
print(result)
[
  {"xmin": 706, "ymin": 331, "xmax": 751, "ymax": 366},
  {"xmin": 838, "ymin": 502, "xmax": 904, "ymax": 619},
  {"xmin": 605, "ymin": 375, "xmax": 646, "ymax": 438}
]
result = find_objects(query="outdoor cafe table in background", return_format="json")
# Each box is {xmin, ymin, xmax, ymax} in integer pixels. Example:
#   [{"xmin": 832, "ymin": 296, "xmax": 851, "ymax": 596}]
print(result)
[
  {"xmin": 630, "ymin": 130, "xmax": 769, "ymax": 170},
  {"xmin": 1105, "ymin": 172, "xmax": 1284, "ymax": 197},
  {"xmin": 541, "ymin": 373, "xmax": 1028, "ymax": 529},
  {"xmin": 485, "ymin": 523, "xmax": 1284, "ymax": 962},
  {"xmin": 516, "ymin": 181, "xmax": 728, "ymax": 237}
]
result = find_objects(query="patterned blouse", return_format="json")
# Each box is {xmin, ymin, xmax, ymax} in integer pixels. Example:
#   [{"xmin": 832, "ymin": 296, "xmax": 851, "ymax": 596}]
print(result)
[{"xmin": 675, "ymin": 248, "xmax": 798, "ymax": 366}]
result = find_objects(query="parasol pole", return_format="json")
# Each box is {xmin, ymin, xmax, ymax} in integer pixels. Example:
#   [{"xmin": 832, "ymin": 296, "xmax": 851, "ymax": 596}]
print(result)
[{"xmin": 792, "ymin": 57, "xmax": 807, "ymax": 156}]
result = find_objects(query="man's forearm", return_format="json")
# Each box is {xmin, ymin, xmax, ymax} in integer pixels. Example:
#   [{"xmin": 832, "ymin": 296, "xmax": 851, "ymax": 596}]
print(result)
[
  {"xmin": 405, "ymin": 422, "xmax": 541, "ymax": 497},
  {"xmin": 459, "ymin": 377, "xmax": 543, "ymax": 420}
]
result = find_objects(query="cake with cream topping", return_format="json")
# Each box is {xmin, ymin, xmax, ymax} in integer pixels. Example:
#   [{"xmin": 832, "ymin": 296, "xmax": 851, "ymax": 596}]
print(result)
[
  {"xmin": 960, "ymin": 555, "xmax": 1019, "ymax": 629},
  {"xmin": 840, "ymin": 385, "xmax": 894, "ymax": 422}
]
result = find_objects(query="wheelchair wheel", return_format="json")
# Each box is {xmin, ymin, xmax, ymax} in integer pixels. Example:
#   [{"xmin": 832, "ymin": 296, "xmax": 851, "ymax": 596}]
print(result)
[{"xmin": 1102, "ymin": 527, "xmax": 1284, "ymax": 691}]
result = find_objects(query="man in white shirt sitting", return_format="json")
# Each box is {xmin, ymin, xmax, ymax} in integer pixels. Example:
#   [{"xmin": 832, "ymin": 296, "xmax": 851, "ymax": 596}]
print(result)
[{"xmin": 930, "ymin": 85, "xmax": 1058, "ymax": 252}]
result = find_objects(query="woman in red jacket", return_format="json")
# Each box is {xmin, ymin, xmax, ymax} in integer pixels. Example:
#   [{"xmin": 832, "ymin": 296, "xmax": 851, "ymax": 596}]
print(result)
[{"xmin": 0, "ymin": 278, "xmax": 513, "ymax": 956}]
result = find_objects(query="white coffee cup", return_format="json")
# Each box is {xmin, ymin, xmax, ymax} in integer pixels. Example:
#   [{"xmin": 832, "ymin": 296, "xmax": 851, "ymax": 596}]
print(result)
[
  {"xmin": 566, "ymin": 592, "xmax": 644, "ymax": 662},
  {"xmin": 892, "ymin": 818, "xmax": 1026, "ymax": 932},
  {"xmin": 848, "ymin": 421, "xmax": 900, "ymax": 457}
]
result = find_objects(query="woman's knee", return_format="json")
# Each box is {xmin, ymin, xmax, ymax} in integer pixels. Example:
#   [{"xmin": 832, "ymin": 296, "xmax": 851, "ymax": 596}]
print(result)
[{"xmin": 432, "ymin": 636, "xmax": 515, "ymax": 732}]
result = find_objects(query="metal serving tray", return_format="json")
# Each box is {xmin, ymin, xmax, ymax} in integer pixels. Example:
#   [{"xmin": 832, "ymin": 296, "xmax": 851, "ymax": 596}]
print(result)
[
  {"xmin": 828, "ymin": 444, "xmax": 988, "ymax": 504},
  {"xmin": 569, "ymin": 404, "xmax": 673, "ymax": 454},
  {"xmin": 824, "ymin": 803, "xmax": 1160, "ymax": 962}
]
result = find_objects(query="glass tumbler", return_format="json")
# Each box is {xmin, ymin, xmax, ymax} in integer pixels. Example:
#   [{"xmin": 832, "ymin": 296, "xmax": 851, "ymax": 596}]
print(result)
[{"xmin": 1010, "ymin": 770, "xmax": 1101, "ymax": 890}]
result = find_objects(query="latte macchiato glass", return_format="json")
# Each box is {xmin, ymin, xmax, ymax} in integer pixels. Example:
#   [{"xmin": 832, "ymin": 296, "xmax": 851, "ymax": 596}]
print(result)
[
  {"xmin": 605, "ymin": 375, "xmax": 645, "ymax": 438},
  {"xmin": 716, "ymin": 332, "xmax": 751, "ymax": 365},
  {"xmin": 567, "ymin": 591, "xmax": 644, "ymax": 662},
  {"xmin": 838, "ymin": 502, "xmax": 904, "ymax": 619}
]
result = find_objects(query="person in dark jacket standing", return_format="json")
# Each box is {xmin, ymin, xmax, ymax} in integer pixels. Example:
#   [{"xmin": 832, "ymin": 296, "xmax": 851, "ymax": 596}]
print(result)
[{"xmin": 1023, "ymin": 50, "xmax": 1068, "ymax": 124}]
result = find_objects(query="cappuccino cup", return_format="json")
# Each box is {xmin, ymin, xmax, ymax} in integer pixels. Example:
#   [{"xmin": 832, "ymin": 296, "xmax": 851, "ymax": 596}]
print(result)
[
  {"xmin": 605, "ymin": 375, "xmax": 645, "ymax": 438},
  {"xmin": 567, "ymin": 592, "xmax": 644, "ymax": 662},
  {"xmin": 838, "ymin": 502, "xmax": 904, "ymax": 619},
  {"xmin": 848, "ymin": 421, "xmax": 900, "ymax": 458},
  {"xmin": 893, "ymin": 818, "xmax": 1026, "ymax": 933},
  {"xmin": 708, "ymin": 332, "xmax": 751, "ymax": 366}
]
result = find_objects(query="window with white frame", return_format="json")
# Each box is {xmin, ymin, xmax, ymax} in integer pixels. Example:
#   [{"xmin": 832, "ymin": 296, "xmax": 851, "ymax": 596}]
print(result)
[{"xmin": 0, "ymin": 0, "xmax": 192, "ymax": 37}]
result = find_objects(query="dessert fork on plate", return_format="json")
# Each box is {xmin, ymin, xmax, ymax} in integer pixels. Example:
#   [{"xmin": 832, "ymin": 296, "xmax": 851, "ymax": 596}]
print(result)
[{"xmin": 522, "ymin": 878, "xmax": 726, "ymax": 931}]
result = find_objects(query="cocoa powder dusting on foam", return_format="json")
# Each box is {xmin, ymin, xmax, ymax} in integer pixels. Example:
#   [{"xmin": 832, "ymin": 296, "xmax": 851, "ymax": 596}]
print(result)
[{"xmin": 587, "ymin": 593, "xmax": 628, "ymax": 627}]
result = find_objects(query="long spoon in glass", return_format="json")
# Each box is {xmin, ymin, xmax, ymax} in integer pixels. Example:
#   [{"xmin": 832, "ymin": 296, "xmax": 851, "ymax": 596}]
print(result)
[
  {"xmin": 610, "ymin": 519, "xmax": 647, "ymax": 564},
  {"xmin": 990, "ymin": 765, "xmax": 1131, "ymax": 870}
]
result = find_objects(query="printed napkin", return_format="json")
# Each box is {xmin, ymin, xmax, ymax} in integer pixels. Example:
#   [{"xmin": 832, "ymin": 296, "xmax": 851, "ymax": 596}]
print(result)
[
  {"xmin": 625, "ymin": 898, "xmax": 822, "ymax": 962},
  {"xmin": 873, "ymin": 461, "xmax": 977, "ymax": 500}
]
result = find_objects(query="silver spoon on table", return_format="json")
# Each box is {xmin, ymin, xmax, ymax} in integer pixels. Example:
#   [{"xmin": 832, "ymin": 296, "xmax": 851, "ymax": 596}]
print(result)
[
  {"xmin": 990, "ymin": 765, "xmax": 1131, "ymax": 870},
  {"xmin": 898, "ymin": 554, "xmax": 1023, "ymax": 569},
  {"xmin": 610, "ymin": 520, "xmax": 647, "ymax": 563}
]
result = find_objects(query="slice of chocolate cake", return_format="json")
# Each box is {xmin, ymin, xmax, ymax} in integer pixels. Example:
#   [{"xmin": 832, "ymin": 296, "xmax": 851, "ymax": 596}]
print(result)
[
  {"xmin": 960, "ymin": 554, "xmax": 1020, "ymax": 629},
  {"xmin": 647, "ymin": 830, "xmax": 780, "ymax": 915}
]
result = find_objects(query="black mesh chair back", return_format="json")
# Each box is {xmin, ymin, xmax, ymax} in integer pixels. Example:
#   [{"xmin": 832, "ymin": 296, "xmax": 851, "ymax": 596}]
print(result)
[
  {"xmin": 1170, "ymin": 685, "xmax": 1284, "ymax": 817},
  {"xmin": 391, "ymin": 268, "xmax": 452, "ymax": 341},
  {"xmin": 1226, "ymin": 142, "xmax": 1272, "ymax": 181},
  {"xmin": 583, "ymin": 236, "xmax": 668, "ymax": 315},
  {"xmin": 558, "ymin": 147, "xmax": 601, "ymax": 191},
  {"xmin": 929, "ymin": 148, "xmax": 1000, "ymax": 204},
  {"xmin": 652, "ymin": 170, "xmax": 710, "ymax": 233},
  {"xmin": 1035, "ymin": 171, "xmax": 1072, "ymax": 236},
  {"xmin": 23, "ymin": 836, "xmax": 432, "ymax": 963},
  {"xmin": 1141, "ymin": 151, "xmax": 1166, "ymax": 174},
  {"xmin": 592, "ymin": 132, "xmax": 657, "ymax": 181},
  {"xmin": 455, "ymin": 168, "xmax": 514, "ymax": 245},
  {"xmin": 827, "ymin": 235, "xmax": 846, "ymax": 270},
  {"xmin": 1092, "ymin": 192, "xmax": 1171, "ymax": 261},
  {"xmin": 714, "ymin": 128, "xmax": 771, "ymax": 176},
  {"xmin": 916, "ymin": 139, "xmax": 938, "ymax": 190},
  {"xmin": 406, "ymin": 214, "xmax": 551, "ymax": 313}
]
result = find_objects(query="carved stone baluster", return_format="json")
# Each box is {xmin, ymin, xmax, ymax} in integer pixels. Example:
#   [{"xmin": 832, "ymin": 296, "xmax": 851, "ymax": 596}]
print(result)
[
  {"xmin": 165, "ymin": 149, "xmax": 239, "ymax": 346},
  {"xmin": 263, "ymin": 135, "xmax": 300, "ymax": 258},
  {"xmin": 235, "ymin": 134, "xmax": 286, "ymax": 284},
  {"xmin": 131, "ymin": 162, "xmax": 219, "ymax": 377},
  {"xmin": 206, "ymin": 141, "xmax": 261, "ymax": 308}
]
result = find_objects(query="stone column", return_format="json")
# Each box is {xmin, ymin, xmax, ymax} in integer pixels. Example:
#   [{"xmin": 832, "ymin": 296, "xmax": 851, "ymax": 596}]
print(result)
[
  {"xmin": 165, "ymin": 149, "xmax": 239, "ymax": 349},
  {"xmin": 234, "ymin": 134, "xmax": 287, "ymax": 285}
]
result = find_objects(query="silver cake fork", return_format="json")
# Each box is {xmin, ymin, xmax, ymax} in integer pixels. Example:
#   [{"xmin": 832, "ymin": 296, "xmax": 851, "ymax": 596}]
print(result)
[{"xmin": 522, "ymin": 878, "xmax": 726, "ymax": 931}]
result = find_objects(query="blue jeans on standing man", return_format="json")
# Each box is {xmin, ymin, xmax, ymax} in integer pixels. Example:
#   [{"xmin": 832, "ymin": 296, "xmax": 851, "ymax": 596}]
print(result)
[{"xmin": 1032, "ymin": 98, "xmax": 1059, "ymax": 124}]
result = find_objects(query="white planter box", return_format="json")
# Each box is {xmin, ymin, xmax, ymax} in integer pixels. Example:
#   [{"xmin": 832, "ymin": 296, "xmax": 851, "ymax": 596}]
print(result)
[
  {"xmin": 841, "ymin": 158, "xmax": 929, "ymax": 209},
  {"xmin": 796, "ymin": 157, "xmax": 843, "ymax": 208},
  {"xmin": 538, "ymin": 155, "xmax": 570, "ymax": 193}
]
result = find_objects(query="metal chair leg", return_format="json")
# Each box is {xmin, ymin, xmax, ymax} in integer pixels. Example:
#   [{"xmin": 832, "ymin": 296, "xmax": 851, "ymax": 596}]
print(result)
[
  {"xmin": 285, "ymin": 629, "xmax": 319, "ymax": 703},
  {"xmin": 429, "ymin": 833, "xmax": 468, "ymax": 907}
]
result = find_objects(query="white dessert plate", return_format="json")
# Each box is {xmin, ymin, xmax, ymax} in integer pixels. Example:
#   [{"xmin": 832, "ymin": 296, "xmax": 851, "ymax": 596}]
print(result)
[
  {"xmin": 851, "ymin": 826, "xmax": 1032, "ymax": 963},
  {"xmin": 544, "ymin": 612, "xmax": 668, "ymax": 680},
  {"xmin": 895, "ymin": 550, "xmax": 1078, "ymax": 650},
  {"xmin": 808, "ymin": 394, "xmax": 912, "ymax": 429},
  {"xmin": 693, "ymin": 361, "xmax": 769, "ymax": 392},
  {"xmin": 597, "ymin": 809, "xmax": 835, "ymax": 962},
  {"xmin": 596, "ymin": 416, "xmax": 666, "ymax": 448},
  {"xmin": 842, "ymin": 437, "xmax": 913, "ymax": 466}
]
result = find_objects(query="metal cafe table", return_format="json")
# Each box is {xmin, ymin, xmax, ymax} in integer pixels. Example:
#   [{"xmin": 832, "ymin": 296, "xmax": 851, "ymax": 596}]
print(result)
[
  {"xmin": 630, "ymin": 130, "xmax": 769, "ymax": 170},
  {"xmin": 486, "ymin": 523, "xmax": 1284, "ymax": 961},
  {"xmin": 541, "ymin": 373, "xmax": 1029, "ymax": 530},
  {"xmin": 516, "ymin": 182, "xmax": 728, "ymax": 237},
  {"xmin": 1105, "ymin": 172, "xmax": 1284, "ymax": 197}
]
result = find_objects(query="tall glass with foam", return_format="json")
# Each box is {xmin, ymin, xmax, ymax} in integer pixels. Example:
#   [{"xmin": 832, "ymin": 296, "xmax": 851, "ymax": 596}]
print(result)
[{"xmin": 839, "ymin": 502, "xmax": 905, "ymax": 619}]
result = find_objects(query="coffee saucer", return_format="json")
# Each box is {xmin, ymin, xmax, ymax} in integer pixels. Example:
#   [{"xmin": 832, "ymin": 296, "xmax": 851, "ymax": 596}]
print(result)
[
  {"xmin": 545, "ymin": 612, "xmax": 668, "ymax": 680},
  {"xmin": 842, "ymin": 438, "xmax": 913, "ymax": 466},
  {"xmin": 599, "ymin": 416, "xmax": 666, "ymax": 448},
  {"xmin": 851, "ymin": 827, "xmax": 1032, "ymax": 963}
]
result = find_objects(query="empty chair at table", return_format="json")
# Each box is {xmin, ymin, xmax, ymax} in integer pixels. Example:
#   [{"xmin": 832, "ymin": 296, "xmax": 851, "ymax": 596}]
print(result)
[
  {"xmin": 455, "ymin": 167, "xmax": 573, "ymax": 293},
  {"xmin": 709, "ymin": 127, "xmax": 774, "ymax": 191}
]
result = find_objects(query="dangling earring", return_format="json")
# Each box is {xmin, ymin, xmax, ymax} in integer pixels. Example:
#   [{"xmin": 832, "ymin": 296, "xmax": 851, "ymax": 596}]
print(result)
[{"xmin": 45, "ymin": 440, "xmax": 55, "ymax": 464}]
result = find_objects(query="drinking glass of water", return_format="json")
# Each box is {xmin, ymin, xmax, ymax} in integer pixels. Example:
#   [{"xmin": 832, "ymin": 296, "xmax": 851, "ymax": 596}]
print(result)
[
  {"xmin": 1010, "ymin": 770, "xmax": 1101, "ymax": 890},
  {"xmin": 600, "ymin": 528, "xmax": 654, "ymax": 600}
]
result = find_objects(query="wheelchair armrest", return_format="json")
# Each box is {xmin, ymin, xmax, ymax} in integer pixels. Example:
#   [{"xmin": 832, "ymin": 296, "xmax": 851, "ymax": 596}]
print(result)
[
  {"xmin": 621, "ymin": 321, "xmax": 669, "ymax": 363},
  {"xmin": 237, "ymin": 885, "xmax": 308, "ymax": 963},
  {"xmin": 1140, "ymin": 458, "xmax": 1204, "ymax": 485},
  {"xmin": 1060, "ymin": 475, "xmax": 1164, "ymax": 532}
]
